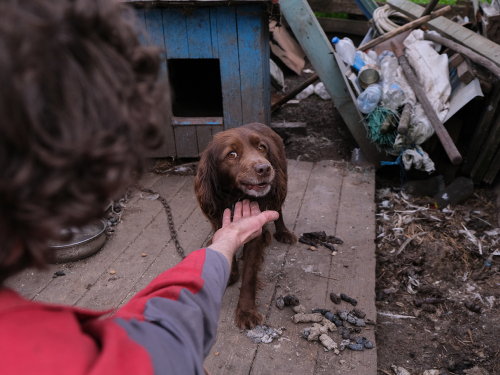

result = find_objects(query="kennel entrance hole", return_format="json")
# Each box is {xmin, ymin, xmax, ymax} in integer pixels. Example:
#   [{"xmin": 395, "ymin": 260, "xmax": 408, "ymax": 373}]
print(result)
[{"xmin": 168, "ymin": 59, "xmax": 224, "ymax": 118}]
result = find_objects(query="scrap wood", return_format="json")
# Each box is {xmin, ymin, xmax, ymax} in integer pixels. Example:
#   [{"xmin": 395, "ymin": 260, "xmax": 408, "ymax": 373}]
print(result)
[
  {"xmin": 271, "ymin": 74, "xmax": 319, "ymax": 112},
  {"xmin": 358, "ymin": 6, "xmax": 451, "ymax": 52},
  {"xmin": 423, "ymin": 32, "xmax": 500, "ymax": 79},
  {"xmin": 392, "ymin": 41, "xmax": 463, "ymax": 165}
]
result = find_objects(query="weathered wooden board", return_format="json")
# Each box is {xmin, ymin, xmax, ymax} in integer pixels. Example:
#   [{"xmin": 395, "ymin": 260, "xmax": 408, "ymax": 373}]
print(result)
[
  {"xmin": 317, "ymin": 17, "xmax": 370, "ymax": 36},
  {"xmin": 314, "ymin": 165, "xmax": 377, "ymax": 374},
  {"xmin": 76, "ymin": 178, "xmax": 200, "ymax": 310},
  {"xmin": 217, "ymin": 6, "xmax": 243, "ymax": 129},
  {"xmin": 250, "ymin": 161, "xmax": 345, "ymax": 375},
  {"xmin": 471, "ymin": 112, "xmax": 500, "ymax": 183},
  {"xmin": 31, "ymin": 177, "xmax": 189, "ymax": 306},
  {"xmin": 237, "ymin": 4, "xmax": 268, "ymax": 125},
  {"xmin": 163, "ymin": 9, "xmax": 189, "ymax": 59},
  {"xmin": 462, "ymin": 83, "xmax": 500, "ymax": 175},
  {"xmin": 186, "ymin": 8, "xmax": 213, "ymax": 59},
  {"xmin": 8, "ymin": 161, "xmax": 377, "ymax": 375},
  {"xmin": 307, "ymin": 0, "xmax": 365, "ymax": 16},
  {"xmin": 280, "ymin": 0, "xmax": 385, "ymax": 167},
  {"xmin": 174, "ymin": 124, "xmax": 199, "ymax": 157}
]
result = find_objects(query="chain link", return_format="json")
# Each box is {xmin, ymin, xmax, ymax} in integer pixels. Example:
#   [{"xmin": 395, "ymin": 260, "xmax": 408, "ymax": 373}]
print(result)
[{"xmin": 133, "ymin": 184, "xmax": 185, "ymax": 259}]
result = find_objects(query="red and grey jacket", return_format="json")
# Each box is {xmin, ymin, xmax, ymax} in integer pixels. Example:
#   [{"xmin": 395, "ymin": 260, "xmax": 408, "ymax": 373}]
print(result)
[{"xmin": 0, "ymin": 248, "xmax": 229, "ymax": 375}]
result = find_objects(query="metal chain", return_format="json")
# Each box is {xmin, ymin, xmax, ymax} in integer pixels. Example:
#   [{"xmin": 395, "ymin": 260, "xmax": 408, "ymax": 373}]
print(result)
[{"xmin": 134, "ymin": 184, "xmax": 185, "ymax": 259}]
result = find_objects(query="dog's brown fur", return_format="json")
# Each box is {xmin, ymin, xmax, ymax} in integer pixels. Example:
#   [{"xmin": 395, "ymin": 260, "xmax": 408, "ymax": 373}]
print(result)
[{"xmin": 195, "ymin": 123, "xmax": 297, "ymax": 328}]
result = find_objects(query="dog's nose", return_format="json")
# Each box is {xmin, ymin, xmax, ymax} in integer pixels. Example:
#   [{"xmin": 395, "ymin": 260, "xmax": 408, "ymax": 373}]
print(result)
[{"xmin": 255, "ymin": 163, "xmax": 271, "ymax": 177}]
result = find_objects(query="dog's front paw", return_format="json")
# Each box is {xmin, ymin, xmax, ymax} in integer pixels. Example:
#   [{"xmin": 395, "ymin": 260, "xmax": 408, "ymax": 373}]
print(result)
[
  {"xmin": 235, "ymin": 307, "xmax": 263, "ymax": 329},
  {"xmin": 274, "ymin": 230, "xmax": 297, "ymax": 245}
]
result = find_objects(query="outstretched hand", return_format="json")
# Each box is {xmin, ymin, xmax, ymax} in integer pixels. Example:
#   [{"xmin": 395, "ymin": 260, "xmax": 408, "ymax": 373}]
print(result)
[{"xmin": 209, "ymin": 200, "xmax": 279, "ymax": 266}]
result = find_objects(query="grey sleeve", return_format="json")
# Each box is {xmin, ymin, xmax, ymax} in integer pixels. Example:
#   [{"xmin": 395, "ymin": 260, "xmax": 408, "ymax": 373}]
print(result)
[{"xmin": 114, "ymin": 248, "xmax": 229, "ymax": 375}]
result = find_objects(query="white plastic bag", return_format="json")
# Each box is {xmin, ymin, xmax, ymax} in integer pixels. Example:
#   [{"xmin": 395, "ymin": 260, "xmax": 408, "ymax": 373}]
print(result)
[
  {"xmin": 295, "ymin": 84, "xmax": 315, "ymax": 100},
  {"xmin": 314, "ymin": 82, "xmax": 331, "ymax": 100},
  {"xmin": 404, "ymin": 30, "xmax": 451, "ymax": 121}
]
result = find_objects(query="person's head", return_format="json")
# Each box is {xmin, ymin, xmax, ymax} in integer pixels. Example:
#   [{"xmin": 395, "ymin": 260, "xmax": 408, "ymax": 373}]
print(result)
[{"xmin": 0, "ymin": 0, "xmax": 164, "ymax": 284}]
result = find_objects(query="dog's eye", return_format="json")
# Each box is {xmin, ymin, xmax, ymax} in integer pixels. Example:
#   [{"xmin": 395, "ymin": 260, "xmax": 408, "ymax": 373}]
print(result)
[
  {"xmin": 227, "ymin": 151, "xmax": 238, "ymax": 159},
  {"xmin": 258, "ymin": 145, "xmax": 266, "ymax": 152}
]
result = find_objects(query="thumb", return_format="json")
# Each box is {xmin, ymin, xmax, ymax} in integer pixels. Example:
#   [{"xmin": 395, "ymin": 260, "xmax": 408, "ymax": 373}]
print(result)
[{"xmin": 257, "ymin": 210, "xmax": 279, "ymax": 225}]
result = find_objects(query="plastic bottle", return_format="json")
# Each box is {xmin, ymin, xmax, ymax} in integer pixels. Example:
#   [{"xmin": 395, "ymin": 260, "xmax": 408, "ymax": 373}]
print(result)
[
  {"xmin": 383, "ymin": 84, "xmax": 405, "ymax": 111},
  {"xmin": 356, "ymin": 84, "xmax": 382, "ymax": 114},
  {"xmin": 433, "ymin": 177, "xmax": 474, "ymax": 208},
  {"xmin": 332, "ymin": 37, "xmax": 365, "ymax": 71},
  {"xmin": 380, "ymin": 56, "xmax": 405, "ymax": 111}
]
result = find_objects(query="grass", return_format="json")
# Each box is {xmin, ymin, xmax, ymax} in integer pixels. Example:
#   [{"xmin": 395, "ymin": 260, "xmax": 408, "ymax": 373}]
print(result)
[{"xmin": 314, "ymin": 0, "xmax": 473, "ymax": 19}]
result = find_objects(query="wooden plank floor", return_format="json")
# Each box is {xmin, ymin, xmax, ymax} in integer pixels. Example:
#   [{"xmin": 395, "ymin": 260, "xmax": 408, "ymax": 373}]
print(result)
[{"xmin": 6, "ymin": 160, "xmax": 376, "ymax": 375}]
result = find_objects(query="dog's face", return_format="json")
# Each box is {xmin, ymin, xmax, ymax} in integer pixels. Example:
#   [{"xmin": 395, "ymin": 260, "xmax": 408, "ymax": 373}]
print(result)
[{"xmin": 214, "ymin": 129, "xmax": 275, "ymax": 197}]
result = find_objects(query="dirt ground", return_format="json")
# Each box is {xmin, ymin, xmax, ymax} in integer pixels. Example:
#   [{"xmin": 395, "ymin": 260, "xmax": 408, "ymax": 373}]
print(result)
[
  {"xmin": 271, "ymin": 67, "xmax": 500, "ymax": 375},
  {"xmin": 271, "ymin": 64, "xmax": 359, "ymax": 163}
]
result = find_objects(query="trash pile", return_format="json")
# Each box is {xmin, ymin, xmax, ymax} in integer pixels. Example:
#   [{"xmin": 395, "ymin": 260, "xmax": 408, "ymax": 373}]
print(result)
[{"xmin": 327, "ymin": 3, "xmax": 500, "ymax": 184}]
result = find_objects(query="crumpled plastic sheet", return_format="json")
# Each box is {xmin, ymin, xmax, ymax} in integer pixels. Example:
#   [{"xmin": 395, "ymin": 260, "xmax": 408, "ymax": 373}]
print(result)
[{"xmin": 404, "ymin": 30, "xmax": 451, "ymax": 122}]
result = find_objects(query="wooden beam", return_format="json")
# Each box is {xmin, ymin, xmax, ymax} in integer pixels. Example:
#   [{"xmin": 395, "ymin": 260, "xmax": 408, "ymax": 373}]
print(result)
[
  {"xmin": 280, "ymin": 0, "xmax": 386, "ymax": 167},
  {"xmin": 307, "ymin": 0, "xmax": 365, "ymax": 16},
  {"xmin": 317, "ymin": 17, "xmax": 369, "ymax": 36},
  {"xmin": 457, "ymin": 60, "xmax": 475, "ymax": 84},
  {"xmin": 387, "ymin": 0, "xmax": 500, "ymax": 67},
  {"xmin": 448, "ymin": 53, "xmax": 465, "ymax": 69}
]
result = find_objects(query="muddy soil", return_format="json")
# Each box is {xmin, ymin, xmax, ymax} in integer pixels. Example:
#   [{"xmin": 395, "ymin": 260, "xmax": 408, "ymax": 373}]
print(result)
[
  {"xmin": 274, "ymin": 67, "xmax": 500, "ymax": 375},
  {"xmin": 271, "ymin": 65, "xmax": 358, "ymax": 163}
]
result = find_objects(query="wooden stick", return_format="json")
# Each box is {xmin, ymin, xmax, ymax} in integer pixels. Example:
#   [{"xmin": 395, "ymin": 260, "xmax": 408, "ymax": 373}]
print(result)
[
  {"xmin": 424, "ymin": 32, "xmax": 500, "ymax": 79},
  {"xmin": 397, "ymin": 103, "xmax": 412, "ymax": 134},
  {"xmin": 421, "ymin": 0, "xmax": 440, "ymax": 17},
  {"xmin": 358, "ymin": 5, "xmax": 451, "ymax": 52},
  {"xmin": 271, "ymin": 74, "xmax": 319, "ymax": 112},
  {"xmin": 392, "ymin": 42, "xmax": 463, "ymax": 165}
]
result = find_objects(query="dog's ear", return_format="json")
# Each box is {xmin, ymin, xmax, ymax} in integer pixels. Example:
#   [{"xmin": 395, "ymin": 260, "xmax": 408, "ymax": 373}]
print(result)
[
  {"xmin": 195, "ymin": 147, "xmax": 223, "ymax": 229},
  {"xmin": 264, "ymin": 129, "xmax": 288, "ymax": 206}
]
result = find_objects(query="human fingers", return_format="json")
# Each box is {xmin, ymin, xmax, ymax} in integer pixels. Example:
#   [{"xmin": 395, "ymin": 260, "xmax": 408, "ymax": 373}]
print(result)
[
  {"xmin": 249, "ymin": 201, "xmax": 261, "ymax": 217},
  {"xmin": 254, "ymin": 210, "xmax": 279, "ymax": 228},
  {"xmin": 233, "ymin": 201, "xmax": 243, "ymax": 222},
  {"xmin": 242, "ymin": 199, "xmax": 251, "ymax": 218},
  {"xmin": 222, "ymin": 208, "xmax": 232, "ymax": 227}
]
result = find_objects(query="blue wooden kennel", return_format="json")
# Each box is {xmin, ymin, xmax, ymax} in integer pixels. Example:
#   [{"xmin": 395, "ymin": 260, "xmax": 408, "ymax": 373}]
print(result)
[{"xmin": 130, "ymin": 1, "xmax": 271, "ymax": 158}]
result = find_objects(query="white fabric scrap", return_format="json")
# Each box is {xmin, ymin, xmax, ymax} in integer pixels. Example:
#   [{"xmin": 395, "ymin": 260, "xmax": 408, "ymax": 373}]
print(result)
[
  {"xmin": 402, "ymin": 145, "xmax": 435, "ymax": 173},
  {"xmin": 394, "ymin": 103, "xmax": 435, "ymax": 151},
  {"xmin": 404, "ymin": 30, "xmax": 451, "ymax": 122}
]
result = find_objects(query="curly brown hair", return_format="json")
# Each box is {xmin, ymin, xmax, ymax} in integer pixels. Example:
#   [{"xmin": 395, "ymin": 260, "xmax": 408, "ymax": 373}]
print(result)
[{"xmin": 0, "ymin": 0, "xmax": 164, "ymax": 284}]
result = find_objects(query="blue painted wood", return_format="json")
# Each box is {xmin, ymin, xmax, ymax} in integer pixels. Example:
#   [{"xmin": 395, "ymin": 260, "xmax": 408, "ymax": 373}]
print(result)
[
  {"xmin": 237, "ymin": 4, "xmax": 267, "ymax": 125},
  {"xmin": 280, "ymin": 0, "xmax": 384, "ymax": 166},
  {"xmin": 210, "ymin": 9, "xmax": 219, "ymax": 58},
  {"xmin": 261, "ymin": 16, "xmax": 271, "ymax": 126},
  {"xmin": 174, "ymin": 126, "xmax": 199, "ymax": 157},
  {"xmin": 186, "ymin": 8, "xmax": 212, "ymax": 58},
  {"xmin": 144, "ymin": 8, "xmax": 176, "ymax": 158},
  {"xmin": 162, "ymin": 9, "xmax": 189, "ymax": 59},
  {"xmin": 217, "ymin": 6, "xmax": 243, "ymax": 129}
]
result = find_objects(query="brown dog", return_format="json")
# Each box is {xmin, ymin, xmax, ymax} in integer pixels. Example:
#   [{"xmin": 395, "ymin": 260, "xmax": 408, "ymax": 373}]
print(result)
[{"xmin": 195, "ymin": 123, "xmax": 297, "ymax": 328}]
